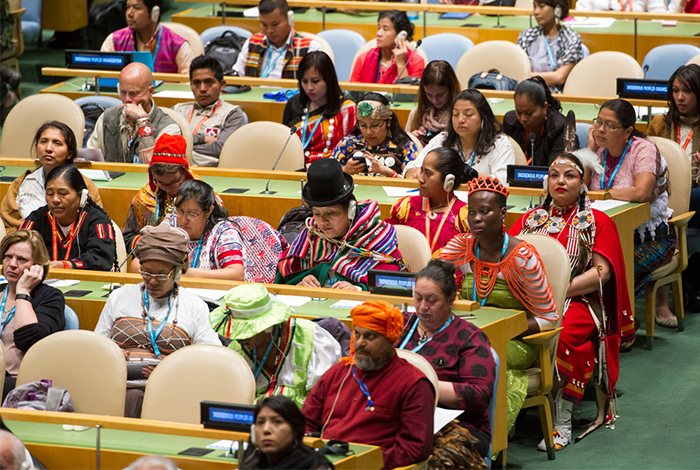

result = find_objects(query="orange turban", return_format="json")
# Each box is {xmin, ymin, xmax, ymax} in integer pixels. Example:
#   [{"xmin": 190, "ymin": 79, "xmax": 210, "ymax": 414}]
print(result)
[{"xmin": 342, "ymin": 300, "xmax": 404, "ymax": 365}]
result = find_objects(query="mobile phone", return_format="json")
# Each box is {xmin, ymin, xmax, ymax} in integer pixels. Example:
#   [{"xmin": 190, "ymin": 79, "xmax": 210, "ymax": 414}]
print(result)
[
  {"xmin": 352, "ymin": 151, "xmax": 368, "ymax": 172},
  {"xmin": 395, "ymin": 30, "xmax": 407, "ymax": 47}
]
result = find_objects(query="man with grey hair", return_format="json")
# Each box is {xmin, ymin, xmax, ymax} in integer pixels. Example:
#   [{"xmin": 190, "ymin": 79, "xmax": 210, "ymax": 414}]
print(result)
[
  {"xmin": 127, "ymin": 455, "xmax": 178, "ymax": 470},
  {"xmin": 0, "ymin": 430, "xmax": 34, "ymax": 470}
]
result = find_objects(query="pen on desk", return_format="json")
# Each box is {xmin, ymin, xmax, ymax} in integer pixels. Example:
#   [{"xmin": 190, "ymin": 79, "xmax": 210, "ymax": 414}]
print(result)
[{"xmin": 407, "ymin": 188, "xmax": 420, "ymax": 193}]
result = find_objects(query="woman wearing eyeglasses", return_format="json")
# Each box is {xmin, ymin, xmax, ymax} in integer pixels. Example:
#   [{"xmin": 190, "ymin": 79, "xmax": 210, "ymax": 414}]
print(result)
[
  {"xmin": 95, "ymin": 223, "xmax": 220, "ymax": 417},
  {"xmin": 331, "ymin": 93, "xmax": 418, "ymax": 178},
  {"xmin": 587, "ymin": 99, "xmax": 677, "ymax": 331}
]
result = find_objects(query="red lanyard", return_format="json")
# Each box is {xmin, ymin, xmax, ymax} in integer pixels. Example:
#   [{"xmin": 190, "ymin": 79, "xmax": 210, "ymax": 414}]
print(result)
[
  {"xmin": 187, "ymin": 100, "xmax": 222, "ymax": 135},
  {"xmin": 677, "ymin": 125, "xmax": 694, "ymax": 151},
  {"xmin": 618, "ymin": 0, "xmax": 633, "ymax": 11},
  {"xmin": 49, "ymin": 211, "xmax": 86, "ymax": 261},
  {"xmin": 424, "ymin": 197, "xmax": 457, "ymax": 253}
]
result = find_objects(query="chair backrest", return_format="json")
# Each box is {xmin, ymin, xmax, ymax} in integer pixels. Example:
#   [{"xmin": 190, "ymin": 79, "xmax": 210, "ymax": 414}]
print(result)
[
  {"xmin": 200, "ymin": 25, "xmax": 253, "ymax": 47},
  {"xmin": 141, "ymin": 344, "xmax": 255, "ymax": 424},
  {"xmin": 648, "ymin": 136, "xmax": 691, "ymax": 217},
  {"xmin": 396, "ymin": 349, "xmax": 440, "ymax": 408},
  {"xmin": 507, "ymin": 134, "xmax": 527, "ymax": 165},
  {"xmin": 297, "ymin": 31, "xmax": 334, "ymax": 62},
  {"xmin": 316, "ymin": 29, "xmax": 367, "ymax": 81},
  {"xmin": 686, "ymin": 53, "xmax": 700, "ymax": 67},
  {"xmin": 111, "ymin": 219, "xmax": 127, "ymax": 272},
  {"xmin": 0, "ymin": 222, "xmax": 6, "ymax": 247},
  {"xmin": 162, "ymin": 22, "xmax": 205, "ymax": 57},
  {"xmin": 580, "ymin": 42, "xmax": 590, "ymax": 59},
  {"xmin": 484, "ymin": 347, "xmax": 500, "ymax": 469},
  {"xmin": 159, "ymin": 107, "xmax": 194, "ymax": 166},
  {"xmin": 405, "ymin": 106, "xmax": 419, "ymax": 133},
  {"xmin": 516, "ymin": 234, "xmax": 570, "ymax": 328},
  {"xmin": 420, "ymin": 33, "xmax": 474, "ymax": 70},
  {"xmin": 351, "ymin": 39, "xmax": 428, "ymax": 75},
  {"xmin": 406, "ymin": 129, "xmax": 424, "ymax": 152},
  {"xmin": 562, "ymin": 51, "xmax": 644, "ymax": 97},
  {"xmin": 73, "ymin": 95, "xmax": 123, "ymax": 110},
  {"xmin": 0, "ymin": 94, "xmax": 85, "ymax": 159},
  {"xmin": 19, "ymin": 0, "xmax": 41, "ymax": 43},
  {"xmin": 455, "ymin": 41, "xmax": 532, "ymax": 89},
  {"xmin": 576, "ymin": 122, "xmax": 591, "ymax": 149},
  {"xmin": 514, "ymin": 0, "xmax": 534, "ymax": 7},
  {"xmin": 218, "ymin": 121, "xmax": 304, "ymax": 171},
  {"xmin": 642, "ymin": 44, "xmax": 700, "ymax": 81},
  {"xmin": 16, "ymin": 330, "xmax": 126, "ymax": 416},
  {"xmin": 393, "ymin": 225, "xmax": 432, "ymax": 272},
  {"xmin": 64, "ymin": 305, "xmax": 80, "ymax": 330}
]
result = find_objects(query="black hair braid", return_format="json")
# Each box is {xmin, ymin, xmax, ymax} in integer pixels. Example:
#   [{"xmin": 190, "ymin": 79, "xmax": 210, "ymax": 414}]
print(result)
[{"xmin": 86, "ymin": 197, "xmax": 119, "ymax": 272}]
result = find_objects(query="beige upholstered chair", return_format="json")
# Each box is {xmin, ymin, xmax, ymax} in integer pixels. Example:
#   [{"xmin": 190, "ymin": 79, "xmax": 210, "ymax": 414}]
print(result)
[
  {"xmin": 406, "ymin": 130, "xmax": 424, "ymax": 152},
  {"xmin": 219, "ymin": 121, "xmax": 304, "ymax": 171},
  {"xmin": 350, "ymin": 38, "xmax": 429, "ymax": 76},
  {"xmin": 16, "ymin": 330, "xmax": 127, "ymax": 416},
  {"xmin": 514, "ymin": 234, "xmax": 570, "ymax": 461},
  {"xmin": 0, "ymin": 94, "xmax": 85, "ymax": 159},
  {"xmin": 159, "ymin": 107, "xmax": 194, "ymax": 165},
  {"xmin": 507, "ymin": 135, "xmax": 528, "ymax": 166},
  {"xmin": 141, "ymin": 344, "xmax": 255, "ymax": 424},
  {"xmin": 162, "ymin": 22, "xmax": 205, "ymax": 57},
  {"xmin": 562, "ymin": 52, "xmax": 644, "ymax": 97},
  {"xmin": 396, "ymin": 349, "xmax": 440, "ymax": 408},
  {"xmin": 455, "ymin": 41, "xmax": 532, "ymax": 89},
  {"xmin": 686, "ymin": 54, "xmax": 700, "ymax": 67},
  {"xmin": 644, "ymin": 136, "xmax": 694, "ymax": 349},
  {"xmin": 405, "ymin": 107, "xmax": 419, "ymax": 133},
  {"xmin": 111, "ymin": 219, "xmax": 127, "ymax": 272},
  {"xmin": 298, "ymin": 31, "xmax": 335, "ymax": 62},
  {"xmin": 394, "ymin": 225, "xmax": 432, "ymax": 272}
]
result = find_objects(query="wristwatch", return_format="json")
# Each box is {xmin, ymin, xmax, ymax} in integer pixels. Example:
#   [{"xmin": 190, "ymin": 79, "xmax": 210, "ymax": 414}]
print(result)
[{"xmin": 15, "ymin": 293, "xmax": 32, "ymax": 302}]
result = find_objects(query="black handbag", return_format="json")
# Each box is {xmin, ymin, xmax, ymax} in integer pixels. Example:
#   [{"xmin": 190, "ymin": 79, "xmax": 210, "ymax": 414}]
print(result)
[{"xmin": 468, "ymin": 69, "xmax": 518, "ymax": 91}]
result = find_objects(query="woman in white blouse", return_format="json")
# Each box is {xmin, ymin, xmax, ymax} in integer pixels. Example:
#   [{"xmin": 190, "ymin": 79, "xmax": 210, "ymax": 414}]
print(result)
[{"xmin": 575, "ymin": 0, "xmax": 685, "ymax": 13}]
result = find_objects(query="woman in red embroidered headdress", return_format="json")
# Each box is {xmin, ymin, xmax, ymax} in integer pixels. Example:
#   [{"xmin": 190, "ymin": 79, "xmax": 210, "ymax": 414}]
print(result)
[
  {"xmin": 509, "ymin": 152, "xmax": 631, "ymax": 451},
  {"xmin": 439, "ymin": 176, "xmax": 558, "ymax": 434}
]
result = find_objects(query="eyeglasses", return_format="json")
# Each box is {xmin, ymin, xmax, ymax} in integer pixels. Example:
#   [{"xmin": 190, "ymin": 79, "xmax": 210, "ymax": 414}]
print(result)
[
  {"xmin": 358, "ymin": 121, "xmax": 387, "ymax": 132},
  {"xmin": 591, "ymin": 119, "xmax": 624, "ymax": 131},
  {"xmin": 139, "ymin": 268, "xmax": 174, "ymax": 281},
  {"xmin": 153, "ymin": 175, "xmax": 185, "ymax": 189},
  {"xmin": 175, "ymin": 208, "xmax": 204, "ymax": 219}
]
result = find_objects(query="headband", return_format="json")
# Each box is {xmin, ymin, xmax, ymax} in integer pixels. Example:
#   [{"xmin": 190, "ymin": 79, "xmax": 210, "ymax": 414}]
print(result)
[{"xmin": 357, "ymin": 100, "xmax": 393, "ymax": 120}]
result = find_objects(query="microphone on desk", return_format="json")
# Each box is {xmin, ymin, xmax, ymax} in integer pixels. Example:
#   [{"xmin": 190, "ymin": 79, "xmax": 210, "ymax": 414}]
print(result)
[
  {"xmin": 391, "ymin": 39, "xmax": 422, "ymax": 105},
  {"xmin": 261, "ymin": 126, "xmax": 298, "ymax": 195},
  {"xmin": 495, "ymin": 0, "xmax": 506, "ymax": 28},
  {"xmin": 108, "ymin": 244, "xmax": 139, "ymax": 295},
  {"xmin": 528, "ymin": 132, "xmax": 536, "ymax": 165}
]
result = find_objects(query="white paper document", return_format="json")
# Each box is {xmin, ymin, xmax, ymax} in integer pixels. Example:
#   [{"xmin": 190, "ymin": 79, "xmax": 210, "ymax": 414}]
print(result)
[
  {"xmin": 79, "ymin": 169, "xmax": 112, "ymax": 181},
  {"xmin": 330, "ymin": 299, "xmax": 364, "ymax": 309},
  {"xmin": 434, "ymin": 407, "xmax": 464, "ymax": 434},
  {"xmin": 186, "ymin": 288, "xmax": 228, "ymax": 302},
  {"xmin": 275, "ymin": 295, "xmax": 312, "ymax": 307},
  {"xmin": 153, "ymin": 90, "xmax": 195, "ymax": 99},
  {"xmin": 44, "ymin": 279, "xmax": 80, "ymax": 287},
  {"xmin": 564, "ymin": 17, "xmax": 615, "ymax": 28},
  {"xmin": 383, "ymin": 186, "xmax": 417, "ymax": 198},
  {"xmin": 591, "ymin": 199, "xmax": 629, "ymax": 211},
  {"xmin": 206, "ymin": 439, "xmax": 249, "ymax": 451}
]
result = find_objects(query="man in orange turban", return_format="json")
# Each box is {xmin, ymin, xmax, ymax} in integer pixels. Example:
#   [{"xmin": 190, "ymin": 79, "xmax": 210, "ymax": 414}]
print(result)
[{"xmin": 302, "ymin": 300, "xmax": 435, "ymax": 469}]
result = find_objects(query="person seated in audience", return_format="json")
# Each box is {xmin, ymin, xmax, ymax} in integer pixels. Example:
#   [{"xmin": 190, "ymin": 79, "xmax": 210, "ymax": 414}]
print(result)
[
  {"xmin": 387, "ymin": 148, "xmax": 476, "ymax": 257},
  {"xmin": 21, "ymin": 165, "xmax": 116, "ymax": 271},
  {"xmin": 404, "ymin": 89, "xmax": 515, "ymax": 183},
  {"xmin": 1, "ymin": 121, "xmax": 101, "ymax": 233},
  {"xmin": 439, "ymin": 176, "xmax": 558, "ymax": 432},
  {"xmin": 332, "ymin": 93, "xmax": 418, "ymax": 178},
  {"xmin": 232, "ymin": 0, "xmax": 321, "ymax": 79},
  {"xmin": 0, "ymin": 430, "xmax": 37, "ymax": 470},
  {"xmin": 0, "ymin": 230, "xmax": 65, "ymax": 398},
  {"xmin": 282, "ymin": 51, "xmax": 357, "ymax": 167},
  {"xmin": 517, "ymin": 0, "xmax": 582, "ymax": 94},
  {"xmin": 399, "ymin": 259, "xmax": 496, "ymax": 466},
  {"xmin": 275, "ymin": 159, "xmax": 405, "ymax": 290},
  {"xmin": 133, "ymin": 180, "xmax": 286, "ymax": 283},
  {"xmin": 86, "ymin": 62, "xmax": 181, "ymax": 164},
  {"xmin": 127, "ymin": 455, "xmax": 178, "ymax": 470},
  {"xmin": 407, "ymin": 60, "xmax": 462, "ymax": 147},
  {"xmin": 122, "ymin": 134, "xmax": 205, "ymax": 252},
  {"xmin": 575, "ymin": 0, "xmax": 685, "ymax": 12},
  {"xmin": 173, "ymin": 56, "xmax": 246, "ymax": 167},
  {"xmin": 210, "ymin": 284, "xmax": 341, "ymax": 408},
  {"xmin": 101, "ymin": 0, "xmax": 193, "ymax": 73},
  {"xmin": 588, "ymin": 99, "xmax": 677, "ymax": 329},
  {"xmin": 240, "ymin": 396, "xmax": 333, "ymax": 470},
  {"xmin": 95, "ymin": 224, "xmax": 221, "ymax": 418},
  {"xmin": 503, "ymin": 77, "xmax": 578, "ymax": 166},
  {"xmin": 510, "ymin": 152, "xmax": 630, "ymax": 450},
  {"xmin": 350, "ymin": 10, "xmax": 425, "ymax": 84},
  {"xmin": 302, "ymin": 300, "xmax": 434, "ymax": 469}
]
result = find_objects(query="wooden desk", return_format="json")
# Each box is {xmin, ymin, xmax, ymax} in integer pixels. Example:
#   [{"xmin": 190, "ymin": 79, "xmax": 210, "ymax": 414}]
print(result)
[{"xmin": 1, "ymin": 408, "xmax": 382, "ymax": 470}]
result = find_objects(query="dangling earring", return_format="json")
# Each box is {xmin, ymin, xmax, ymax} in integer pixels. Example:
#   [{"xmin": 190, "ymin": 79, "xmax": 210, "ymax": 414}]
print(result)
[
  {"xmin": 502, "ymin": 218, "xmax": 506, "ymax": 234},
  {"xmin": 579, "ymin": 183, "xmax": 587, "ymax": 195}
]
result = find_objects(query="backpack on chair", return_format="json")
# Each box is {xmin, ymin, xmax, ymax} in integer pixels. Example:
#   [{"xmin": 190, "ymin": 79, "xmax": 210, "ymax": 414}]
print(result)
[{"xmin": 204, "ymin": 31, "xmax": 247, "ymax": 76}]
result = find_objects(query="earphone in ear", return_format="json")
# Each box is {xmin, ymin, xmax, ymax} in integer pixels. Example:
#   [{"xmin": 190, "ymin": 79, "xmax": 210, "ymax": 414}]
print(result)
[
  {"xmin": 542, "ymin": 175, "xmax": 549, "ymax": 196},
  {"xmin": 287, "ymin": 10, "xmax": 295, "ymax": 28},
  {"xmin": 150, "ymin": 5, "xmax": 161, "ymax": 23},
  {"xmin": 249, "ymin": 424, "xmax": 257, "ymax": 446},
  {"xmin": 79, "ymin": 189, "xmax": 88, "ymax": 208},
  {"xmin": 443, "ymin": 174, "xmax": 455, "ymax": 193},
  {"xmin": 347, "ymin": 200, "xmax": 357, "ymax": 221},
  {"xmin": 554, "ymin": 6, "xmax": 562, "ymax": 20}
]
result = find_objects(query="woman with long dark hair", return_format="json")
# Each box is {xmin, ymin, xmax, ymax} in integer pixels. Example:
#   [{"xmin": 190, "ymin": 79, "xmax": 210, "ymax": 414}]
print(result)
[{"xmin": 283, "ymin": 51, "xmax": 357, "ymax": 167}]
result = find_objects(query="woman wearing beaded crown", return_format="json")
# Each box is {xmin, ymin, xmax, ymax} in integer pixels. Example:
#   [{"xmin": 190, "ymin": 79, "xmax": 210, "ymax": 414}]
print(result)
[
  {"xmin": 509, "ymin": 152, "xmax": 631, "ymax": 450},
  {"xmin": 283, "ymin": 51, "xmax": 357, "ymax": 167},
  {"xmin": 439, "ymin": 176, "xmax": 558, "ymax": 433}
]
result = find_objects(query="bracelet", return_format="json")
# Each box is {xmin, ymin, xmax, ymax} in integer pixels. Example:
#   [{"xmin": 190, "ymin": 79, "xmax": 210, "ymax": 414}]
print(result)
[
  {"xmin": 62, "ymin": 260, "xmax": 72, "ymax": 269},
  {"xmin": 137, "ymin": 123, "xmax": 153, "ymax": 138},
  {"xmin": 391, "ymin": 170, "xmax": 398, "ymax": 178},
  {"xmin": 16, "ymin": 293, "xmax": 32, "ymax": 302},
  {"xmin": 135, "ymin": 116, "xmax": 150, "ymax": 125}
]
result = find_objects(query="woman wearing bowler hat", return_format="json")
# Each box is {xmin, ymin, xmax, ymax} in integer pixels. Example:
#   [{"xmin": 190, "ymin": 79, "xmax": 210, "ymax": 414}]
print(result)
[{"xmin": 275, "ymin": 159, "xmax": 405, "ymax": 290}]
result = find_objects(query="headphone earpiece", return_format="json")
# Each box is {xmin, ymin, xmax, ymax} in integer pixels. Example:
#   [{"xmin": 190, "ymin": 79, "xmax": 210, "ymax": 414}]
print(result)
[
  {"xmin": 287, "ymin": 10, "xmax": 295, "ymax": 28},
  {"xmin": 347, "ymin": 200, "xmax": 357, "ymax": 221},
  {"xmin": 151, "ymin": 5, "xmax": 161, "ymax": 23},
  {"xmin": 79, "ymin": 189, "xmax": 88, "ymax": 208},
  {"xmin": 554, "ymin": 6, "xmax": 562, "ymax": 20},
  {"xmin": 543, "ymin": 175, "xmax": 549, "ymax": 196},
  {"xmin": 250, "ymin": 424, "xmax": 257, "ymax": 446},
  {"xmin": 443, "ymin": 174, "xmax": 455, "ymax": 193}
]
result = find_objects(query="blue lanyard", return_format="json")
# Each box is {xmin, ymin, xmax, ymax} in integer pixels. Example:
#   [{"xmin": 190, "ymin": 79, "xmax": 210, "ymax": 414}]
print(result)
[
  {"xmin": 600, "ymin": 138, "xmax": 633, "ymax": 190},
  {"xmin": 458, "ymin": 140, "xmax": 477, "ymax": 167},
  {"xmin": 352, "ymin": 366, "xmax": 375, "ymax": 411},
  {"xmin": 0, "ymin": 288, "xmax": 16, "ymax": 331},
  {"xmin": 143, "ymin": 287, "xmax": 174, "ymax": 357},
  {"xmin": 152, "ymin": 26, "xmax": 162, "ymax": 65},
  {"xmin": 189, "ymin": 235, "xmax": 205, "ymax": 268},
  {"xmin": 542, "ymin": 33, "xmax": 559, "ymax": 71},
  {"xmin": 472, "ymin": 234, "xmax": 510, "ymax": 307},
  {"xmin": 261, "ymin": 44, "xmax": 287, "ymax": 78},
  {"xmin": 154, "ymin": 197, "xmax": 161, "ymax": 222},
  {"xmin": 399, "ymin": 314, "xmax": 455, "ymax": 353},
  {"xmin": 300, "ymin": 109, "xmax": 323, "ymax": 150},
  {"xmin": 251, "ymin": 324, "xmax": 280, "ymax": 380}
]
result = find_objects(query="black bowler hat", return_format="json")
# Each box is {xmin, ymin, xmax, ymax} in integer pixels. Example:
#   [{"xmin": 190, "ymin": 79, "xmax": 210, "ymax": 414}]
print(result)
[{"xmin": 302, "ymin": 159, "xmax": 354, "ymax": 207}]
